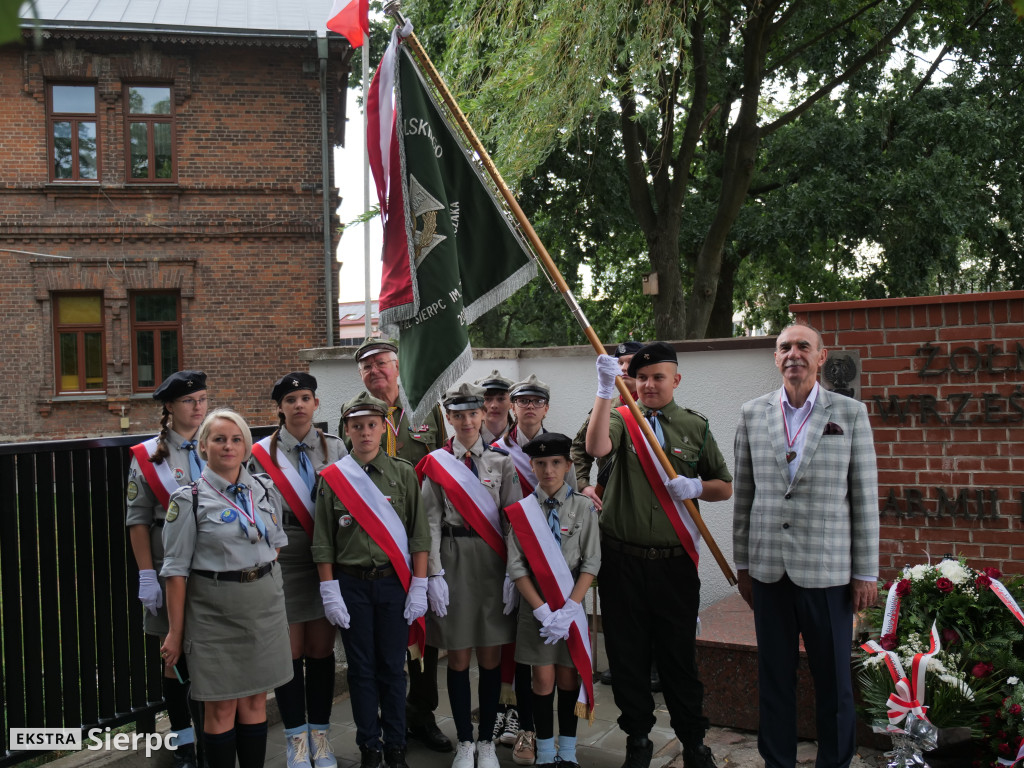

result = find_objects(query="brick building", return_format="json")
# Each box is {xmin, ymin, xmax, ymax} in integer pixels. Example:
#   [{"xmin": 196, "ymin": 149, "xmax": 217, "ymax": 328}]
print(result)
[
  {"xmin": 1, "ymin": 2, "xmax": 350, "ymax": 441},
  {"xmin": 795, "ymin": 291, "xmax": 1024, "ymax": 577}
]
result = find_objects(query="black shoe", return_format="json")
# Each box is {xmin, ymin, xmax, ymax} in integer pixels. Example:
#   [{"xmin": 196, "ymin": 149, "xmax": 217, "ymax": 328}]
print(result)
[
  {"xmin": 682, "ymin": 744, "xmax": 717, "ymax": 768},
  {"xmin": 360, "ymin": 747, "xmax": 383, "ymax": 768},
  {"xmin": 599, "ymin": 669, "xmax": 612, "ymax": 685},
  {"xmin": 621, "ymin": 736, "xmax": 652, "ymax": 768},
  {"xmin": 556, "ymin": 761, "xmax": 580, "ymax": 768},
  {"xmin": 649, "ymin": 670, "xmax": 661, "ymax": 693},
  {"xmin": 407, "ymin": 723, "xmax": 453, "ymax": 753},
  {"xmin": 172, "ymin": 743, "xmax": 198, "ymax": 768},
  {"xmin": 384, "ymin": 747, "xmax": 410, "ymax": 768}
]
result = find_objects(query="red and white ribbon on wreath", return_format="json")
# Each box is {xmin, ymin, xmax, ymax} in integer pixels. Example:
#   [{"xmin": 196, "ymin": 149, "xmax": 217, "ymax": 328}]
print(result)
[
  {"xmin": 990, "ymin": 578, "xmax": 1024, "ymax": 628},
  {"xmin": 880, "ymin": 582, "xmax": 902, "ymax": 637},
  {"xmin": 862, "ymin": 622, "xmax": 941, "ymax": 725},
  {"xmin": 997, "ymin": 737, "xmax": 1024, "ymax": 766}
]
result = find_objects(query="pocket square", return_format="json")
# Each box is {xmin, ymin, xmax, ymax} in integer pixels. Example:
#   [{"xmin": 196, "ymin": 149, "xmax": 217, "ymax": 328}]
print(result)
[{"xmin": 823, "ymin": 422, "xmax": 844, "ymax": 436}]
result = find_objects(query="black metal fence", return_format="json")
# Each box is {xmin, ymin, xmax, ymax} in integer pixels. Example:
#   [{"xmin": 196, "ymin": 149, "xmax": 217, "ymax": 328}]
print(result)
[{"xmin": 0, "ymin": 427, "xmax": 277, "ymax": 767}]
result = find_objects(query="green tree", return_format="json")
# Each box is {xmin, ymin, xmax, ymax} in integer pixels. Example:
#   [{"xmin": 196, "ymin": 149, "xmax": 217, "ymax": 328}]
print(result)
[{"xmin": 404, "ymin": 0, "xmax": 1024, "ymax": 342}]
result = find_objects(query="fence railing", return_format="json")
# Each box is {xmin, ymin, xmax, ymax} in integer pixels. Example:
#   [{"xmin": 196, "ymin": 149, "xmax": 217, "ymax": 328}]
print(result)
[{"xmin": 0, "ymin": 427, "xmax": 278, "ymax": 767}]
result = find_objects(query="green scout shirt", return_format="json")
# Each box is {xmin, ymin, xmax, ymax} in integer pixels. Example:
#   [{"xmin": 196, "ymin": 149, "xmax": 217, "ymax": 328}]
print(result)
[
  {"xmin": 311, "ymin": 452, "xmax": 431, "ymax": 568},
  {"xmin": 340, "ymin": 393, "xmax": 446, "ymax": 465},
  {"xmin": 600, "ymin": 399, "xmax": 732, "ymax": 547}
]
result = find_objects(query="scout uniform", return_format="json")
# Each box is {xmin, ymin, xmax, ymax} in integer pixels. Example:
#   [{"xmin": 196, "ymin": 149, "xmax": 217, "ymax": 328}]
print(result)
[
  {"xmin": 249, "ymin": 371, "xmax": 347, "ymax": 768},
  {"xmin": 475, "ymin": 370, "xmax": 514, "ymax": 445},
  {"xmin": 126, "ymin": 370, "xmax": 207, "ymax": 768},
  {"xmin": 597, "ymin": 342, "xmax": 732, "ymax": 766},
  {"xmin": 344, "ymin": 338, "xmax": 451, "ymax": 754},
  {"xmin": 505, "ymin": 375, "xmax": 576, "ymax": 494},
  {"xmin": 505, "ymin": 433, "xmax": 600, "ymax": 768},
  {"xmin": 161, "ymin": 465, "xmax": 292, "ymax": 701},
  {"xmin": 312, "ymin": 393, "xmax": 431, "ymax": 767}
]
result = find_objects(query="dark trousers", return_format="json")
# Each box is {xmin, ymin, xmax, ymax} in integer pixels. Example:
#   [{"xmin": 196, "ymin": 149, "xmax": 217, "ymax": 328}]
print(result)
[
  {"xmin": 752, "ymin": 575, "xmax": 856, "ymax": 768},
  {"xmin": 406, "ymin": 644, "xmax": 440, "ymax": 729},
  {"xmin": 337, "ymin": 571, "xmax": 408, "ymax": 750},
  {"xmin": 599, "ymin": 544, "xmax": 707, "ymax": 746}
]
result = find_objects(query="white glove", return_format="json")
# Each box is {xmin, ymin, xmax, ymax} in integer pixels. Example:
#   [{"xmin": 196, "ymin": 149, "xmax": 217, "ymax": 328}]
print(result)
[
  {"xmin": 532, "ymin": 603, "xmax": 553, "ymax": 628},
  {"xmin": 596, "ymin": 355, "xmax": 620, "ymax": 399},
  {"xmin": 665, "ymin": 475, "xmax": 702, "ymax": 502},
  {"xmin": 502, "ymin": 574, "xmax": 520, "ymax": 615},
  {"xmin": 319, "ymin": 580, "xmax": 351, "ymax": 628},
  {"xmin": 404, "ymin": 576, "xmax": 428, "ymax": 624},
  {"xmin": 539, "ymin": 600, "xmax": 585, "ymax": 645},
  {"xmin": 138, "ymin": 569, "xmax": 162, "ymax": 615},
  {"xmin": 427, "ymin": 571, "xmax": 450, "ymax": 617}
]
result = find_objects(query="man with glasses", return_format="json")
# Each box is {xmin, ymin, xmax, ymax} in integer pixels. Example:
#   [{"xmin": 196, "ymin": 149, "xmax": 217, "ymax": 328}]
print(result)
[{"xmin": 341, "ymin": 338, "xmax": 453, "ymax": 753}]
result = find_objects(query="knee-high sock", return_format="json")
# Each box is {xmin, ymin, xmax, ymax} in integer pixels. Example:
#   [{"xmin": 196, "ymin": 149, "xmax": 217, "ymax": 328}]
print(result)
[
  {"xmin": 203, "ymin": 728, "xmax": 236, "ymax": 768},
  {"xmin": 164, "ymin": 660, "xmax": 193, "ymax": 735},
  {"xmin": 305, "ymin": 654, "xmax": 336, "ymax": 726},
  {"xmin": 557, "ymin": 685, "xmax": 580, "ymax": 739},
  {"xmin": 514, "ymin": 662, "xmax": 534, "ymax": 731},
  {"xmin": 447, "ymin": 667, "xmax": 473, "ymax": 744},
  {"xmin": 477, "ymin": 665, "xmax": 502, "ymax": 743},
  {"xmin": 235, "ymin": 721, "xmax": 268, "ymax": 768},
  {"xmin": 532, "ymin": 690, "xmax": 555, "ymax": 741},
  {"xmin": 274, "ymin": 658, "xmax": 307, "ymax": 730}
]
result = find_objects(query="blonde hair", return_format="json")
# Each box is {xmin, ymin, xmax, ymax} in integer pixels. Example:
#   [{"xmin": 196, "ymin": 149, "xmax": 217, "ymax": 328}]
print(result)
[{"xmin": 198, "ymin": 409, "xmax": 253, "ymax": 461}]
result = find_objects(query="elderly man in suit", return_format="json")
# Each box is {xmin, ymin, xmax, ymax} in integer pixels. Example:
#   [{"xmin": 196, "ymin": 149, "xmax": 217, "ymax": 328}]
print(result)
[{"xmin": 732, "ymin": 324, "xmax": 879, "ymax": 768}]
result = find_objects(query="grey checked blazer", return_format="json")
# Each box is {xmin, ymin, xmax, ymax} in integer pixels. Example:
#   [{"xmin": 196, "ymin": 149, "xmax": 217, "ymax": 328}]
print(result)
[{"xmin": 732, "ymin": 386, "xmax": 879, "ymax": 589}]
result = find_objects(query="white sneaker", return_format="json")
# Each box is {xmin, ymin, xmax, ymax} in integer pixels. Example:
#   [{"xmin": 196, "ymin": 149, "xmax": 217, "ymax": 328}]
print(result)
[
  {"xmin": 477, "ymin": 739, "xmax": 500, "ymax": 768},
  {"xmin": 499, "ymin": 708, "xmax": 519, "ymax": 746},
  {"xmin": 309, "ymin": 729, "xmax": 337, "ymax": 768},
  {"xmin": 453, "ymin": 740, "xmax": 477, "ymax": 768},
  {"xmin": 286, "ymin": 733, "xmax": 313, "ymax": 768}
]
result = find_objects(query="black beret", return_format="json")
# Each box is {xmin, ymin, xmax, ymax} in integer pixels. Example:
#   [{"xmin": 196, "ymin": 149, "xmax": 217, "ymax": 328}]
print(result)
[
  {"xmin": 626, "ymin": 342, "xmax": 678, "ymax": 378},
  {"xmin": 152, "ymin": 370, "xmax": 207, "ymax": 402},
  {"xmin": 613, "ymin": 341, "xmax": 645, "ymax": 358},
  {"xmin": 271, "ymin": 371, "xmax": 317, "ymax": 403},
  {"xmin": 523, "ymin": 432, "xmax": 572, "ymax": 459}
]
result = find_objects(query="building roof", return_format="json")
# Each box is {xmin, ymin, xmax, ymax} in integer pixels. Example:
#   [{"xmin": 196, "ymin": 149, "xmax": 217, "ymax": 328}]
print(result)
[{"xmin": 22, "ymin": 0, "xmax": 337, "ymax": 36}]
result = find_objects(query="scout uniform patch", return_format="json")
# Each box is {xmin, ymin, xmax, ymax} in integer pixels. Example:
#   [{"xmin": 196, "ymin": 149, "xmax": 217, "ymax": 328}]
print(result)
[
  {"xmin": 165, "ymin": 501, "xmax": 179, "ymax": 523},
  {"xmin": 126, "ymin": 481, "xmax": 139, "ymax": 501}
]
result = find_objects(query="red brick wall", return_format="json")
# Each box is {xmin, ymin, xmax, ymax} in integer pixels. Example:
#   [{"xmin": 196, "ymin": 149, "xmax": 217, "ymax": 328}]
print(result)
[
  {"xmin": 0, "ymin": 34, "xmax": 346, "ymax": 441},
  {"xmin": 795, "ymin": 292, "xmax": 1024, "ymax": 577}
]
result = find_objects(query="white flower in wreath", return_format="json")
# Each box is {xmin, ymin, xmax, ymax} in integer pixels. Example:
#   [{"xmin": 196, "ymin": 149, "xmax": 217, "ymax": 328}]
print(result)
[
  {"xmin": 936, "ymin": 559, "xmax": 970, "ymax": 585},
  {"xmin": 907, "ymin": 563, "xmax": 932, "ymax": 581},
  {"xmin": 1009, "ymin": 676, "xmax": 1021, "ymax": 686}
]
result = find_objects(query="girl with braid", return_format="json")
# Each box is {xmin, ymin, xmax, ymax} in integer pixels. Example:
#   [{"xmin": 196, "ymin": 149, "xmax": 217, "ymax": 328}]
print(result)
[
  {"xmin": 249, "ymin": 372, "xmax": 347, "ymax": 768},
  {"xmin": 126, "ymin": 370, "xmax": 210, "ymax": 768}
]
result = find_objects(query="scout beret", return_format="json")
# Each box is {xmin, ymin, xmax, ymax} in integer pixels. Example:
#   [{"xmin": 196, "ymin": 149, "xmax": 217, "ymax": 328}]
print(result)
[
  {"xmin": 613, "ymin": 341, "xmax": 644, "ymax": 358},
  {"xmin": 443, "ymin": 382, "xmax": 486, "ymax": 411},
  {"xmin": 271, "ymin": 371, "xmax": 317, "ymax": 402},
  {"xmin": 475, "ymin": 370, "xmax": 514, "ymax": 392},
  {"xmin": 153, "ymin": 370, "xmax": 207, "ymax": 402},
  {"xmin": 354, "ymin": 337, "xmax": 399, "ymax": 362},
  {"xmin": 341, "ymin": 392, "xmax": 389, "ymax": 420},
  {"xmin": 627, "ymin": 341, "xmax": 678, "ymax": 378},
  {"xmin": 523, "ymin": 432, "xmax": 572, "ymax": 459},
  {"xmin": 509, "ymin": 374, "xmax": 550, "ymax": 401}
]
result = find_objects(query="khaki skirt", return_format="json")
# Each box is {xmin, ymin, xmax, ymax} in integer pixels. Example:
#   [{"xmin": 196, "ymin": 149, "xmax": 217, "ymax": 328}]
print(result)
[
  {"xmin": 514, "ymin": 604, "xmax": 573, "ymax": 668},
  {"xmin": 426, "ymin": 534, "xmax": 515, "ymax": 651},
  {"xmin": 184, "ymin": 563, "xmax": 293, "ymax": 700},
  {"xmin": 277, "ymin": 524, "xmax": 325, "ymax": 624}
]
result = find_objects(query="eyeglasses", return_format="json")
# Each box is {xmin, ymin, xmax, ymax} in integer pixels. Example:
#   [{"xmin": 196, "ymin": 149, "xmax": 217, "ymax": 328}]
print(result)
[
  {"xmin": 177, "ymin": 397, "xmax": 208, "ymax": 408},
  {"xmin": 359, "ymin": 358, "xmax": 396, "ymax": 373},
  {"xmin": 514, "ymin": 398, "xmax": 548, "ymax": 408}
]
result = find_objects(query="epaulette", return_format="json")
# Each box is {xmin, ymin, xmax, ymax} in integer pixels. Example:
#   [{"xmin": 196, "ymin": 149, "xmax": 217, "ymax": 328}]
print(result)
[
  {"xmin": 684, "ymin": 407, "xmax": 709, "ymax": 422},
  {"xmin": 322, "ymin": 432, "xmax": 344, "ymax": 443},
  {"xmin": 485, "ymin": 443, "xmax": 510, "ymax": 457},
  {"xmin": 391, "ymin": 455, "xmax": 415, "ymax": 469}
]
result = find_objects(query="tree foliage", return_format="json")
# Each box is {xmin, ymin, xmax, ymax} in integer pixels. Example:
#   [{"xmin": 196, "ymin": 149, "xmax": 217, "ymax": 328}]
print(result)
[{"xmin": 400, "ymin": 0, "xmax": 1024, "ymax": 343}]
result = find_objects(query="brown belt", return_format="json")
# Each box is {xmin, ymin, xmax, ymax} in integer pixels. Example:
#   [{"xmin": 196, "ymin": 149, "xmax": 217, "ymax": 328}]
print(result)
[{"xmin": 192, "ymin": 561, "xmax": 276, "ymax": 583}]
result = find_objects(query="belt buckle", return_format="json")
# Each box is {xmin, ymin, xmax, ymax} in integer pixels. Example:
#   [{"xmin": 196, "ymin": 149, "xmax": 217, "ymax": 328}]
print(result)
[
  {"xmin": 647, "ymin": 547, "xmax": 659, "ymax": 560},
  {"xmin": 242, "ymin": 567, "xmax": 259, "ymax": 583}
]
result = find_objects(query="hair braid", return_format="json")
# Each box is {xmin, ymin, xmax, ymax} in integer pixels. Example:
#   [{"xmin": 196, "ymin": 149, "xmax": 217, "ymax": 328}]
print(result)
[
  {"xmin": 149, "ymin": 409, "xmax": 172, "ymax": 464},
  {"xmin": 268, "ymin": 413, "xmax": 286, "ymax": 468}
]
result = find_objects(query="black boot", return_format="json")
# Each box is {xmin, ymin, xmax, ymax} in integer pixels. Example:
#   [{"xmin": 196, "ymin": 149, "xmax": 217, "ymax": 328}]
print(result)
[
  {"xmin": 682, "ymin": 743, "xmax": 717, "ymax": 768},
  {"xmin": 384, "ymin": 747, "xmax": 409, "ymax": 768},
  {"xmin": 621, "ymin": 736, "xmax": 653, "ymax": 768},
  {"xmin": 172, "ymin": 743, "xmax": 199, "ymax": 768},
  {"xmin": 360, "ymin": 747, "xmax": 383, "ymax": 768}
]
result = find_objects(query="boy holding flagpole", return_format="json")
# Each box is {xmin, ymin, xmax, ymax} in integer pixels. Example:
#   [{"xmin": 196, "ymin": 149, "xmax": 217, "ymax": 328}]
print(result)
[
  {"xmin": 313, "ymin": 393, "xmax": 431, "ymax": 768},
  {"xmin": 505, "ymin": 433, "xmax": 600, "ymax": 768}
]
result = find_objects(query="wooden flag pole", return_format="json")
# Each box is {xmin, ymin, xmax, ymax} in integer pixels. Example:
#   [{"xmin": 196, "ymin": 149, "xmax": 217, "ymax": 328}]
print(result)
[{"xmin": 381, "ymin": 2, "xmax": 736, "ymax": 587}]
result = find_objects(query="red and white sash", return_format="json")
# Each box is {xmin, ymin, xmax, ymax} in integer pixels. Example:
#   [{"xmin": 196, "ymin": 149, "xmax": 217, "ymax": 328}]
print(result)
[
  {"xmin": 505, "ymin": 495, "xmax": 594, "ymax": 720},
  {"xmin": 130, "ymin": 438, "xmax": 179, "ymax": 512},
  {"xmin": 496, "ymin": 433, "xmax": 537, "ymax": 495},
  {"xmin": 319, "ymin": 456, "xmax": 426, "ymax": 658},
  {"xmin": 616, "ymin": 406, "xmax": 700, "ymax": 567},
  {"xmin": 416, "ymin": 448, "xmax": 506, "ymax": 561},
  {"xmin": 251, "ymin": 438, "xmax": 315, "ymax": 539}
]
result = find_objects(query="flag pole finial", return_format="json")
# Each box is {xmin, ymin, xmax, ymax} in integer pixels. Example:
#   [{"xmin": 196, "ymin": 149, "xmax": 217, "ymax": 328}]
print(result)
[{"xmin": 383, "ymin": 1, "xmax": 406, "ymax": 25}]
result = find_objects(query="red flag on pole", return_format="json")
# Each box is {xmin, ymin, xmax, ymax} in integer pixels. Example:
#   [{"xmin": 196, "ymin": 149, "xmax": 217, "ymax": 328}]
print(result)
[{"xmin": 326, "ymin": 0, "xmax": 369, "ymax": 47}]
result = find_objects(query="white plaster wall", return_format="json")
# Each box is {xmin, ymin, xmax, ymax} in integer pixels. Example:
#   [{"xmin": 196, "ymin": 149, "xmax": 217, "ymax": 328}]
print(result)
[{"xmin": 301, "ymin": 342, "xmax": 781, "ymax": 608}]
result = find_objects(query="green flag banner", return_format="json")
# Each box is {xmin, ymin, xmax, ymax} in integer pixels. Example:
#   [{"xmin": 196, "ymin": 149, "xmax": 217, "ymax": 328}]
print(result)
[{"xmin": 369, "ymin": 37, "xmax": 536, "ymax": 426}]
